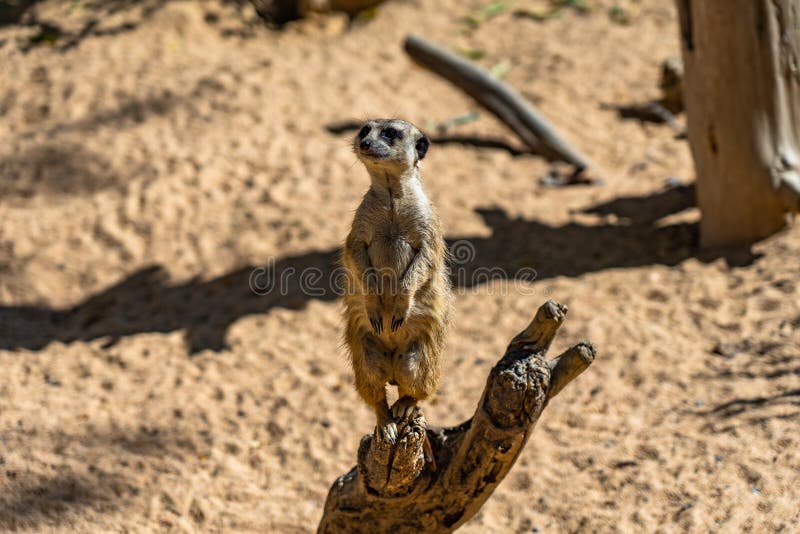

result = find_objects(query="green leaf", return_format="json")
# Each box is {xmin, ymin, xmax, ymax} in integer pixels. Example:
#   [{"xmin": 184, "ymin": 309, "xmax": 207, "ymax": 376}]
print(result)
[
  {"xmin": 513, "ymin": 8, "xmax": 552, "ymax": 21},
  {"xmin": 465, "ymin": 1, "xmax": 507, "ymax": 27},
  {"xmin": 489, "ymin": 59, "xmax": 512, "ymax": 79},
  {"xmin": 355, "ymin": 6, "xmax": 378, "ymax": 22},
  {"xmin": 28, "ymin": 27, "xmax": 60, "ymax": 45},
  {"xmin": 608, "ymin": 5, "xmax": 630, "ymax": 25},
  {"xmin": 459, "ymin": 48, "xmax": 486, "ymax": 60},
  {"xmin": 554, "ymin": 0, "xmax": 589, "ymax": 13}
]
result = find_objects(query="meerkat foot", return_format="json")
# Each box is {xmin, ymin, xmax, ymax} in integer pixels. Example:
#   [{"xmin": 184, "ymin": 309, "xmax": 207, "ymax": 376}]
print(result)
[
  {"xmin": 391, "ymin": 396, "xmax": 419, "ymax": 420},
  {"xmin": 391, "ymin": 296, "xmax": 411, "ymax": 332},
  {"xmin": 376, "ymin": 417, "xmax": 398, "ymax": 445}
]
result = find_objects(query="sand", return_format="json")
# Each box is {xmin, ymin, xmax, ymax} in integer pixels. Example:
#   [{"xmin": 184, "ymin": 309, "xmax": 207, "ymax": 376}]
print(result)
[{"xmin": 0, "ymin": 0, "xmax": 798, "ymax": 532}]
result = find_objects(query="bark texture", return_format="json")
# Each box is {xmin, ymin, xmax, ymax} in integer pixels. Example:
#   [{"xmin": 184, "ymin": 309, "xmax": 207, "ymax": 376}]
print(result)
[
  {"xmin": 677, "ymin": 0, "xmax": 800, "ymax": 247},
  {"xmin": 318, "ymin": 300, "xmax": 596, "ymax": 533}
]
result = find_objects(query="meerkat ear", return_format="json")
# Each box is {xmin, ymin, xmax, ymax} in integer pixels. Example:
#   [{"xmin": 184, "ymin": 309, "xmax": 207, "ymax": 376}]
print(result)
[{"xmin": 415, "ymin": 135, "xmax": 430, "ymax": 160}]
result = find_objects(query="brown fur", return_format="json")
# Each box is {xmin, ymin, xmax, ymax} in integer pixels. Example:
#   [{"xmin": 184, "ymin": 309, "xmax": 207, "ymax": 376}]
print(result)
[{"xmin": 341, "ymin": 119, "xmax": 452, "ymax": 442}]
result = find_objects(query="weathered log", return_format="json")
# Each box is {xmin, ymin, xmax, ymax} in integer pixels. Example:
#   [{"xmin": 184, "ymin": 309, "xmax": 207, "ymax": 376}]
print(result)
[
  {"xmin": 676, "ymin": 0, "xmax": 800, "ymax": 246},
  {"xmin": 403, "ymin": 34, "xmax": 596, "ymax": 175},
  {"xmin": 318, "ymin": 300, "xmax": 596, "ymax": 533}
]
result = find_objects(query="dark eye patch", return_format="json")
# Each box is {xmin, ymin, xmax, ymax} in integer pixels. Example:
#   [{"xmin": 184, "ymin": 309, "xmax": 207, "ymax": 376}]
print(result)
[
  {"xmin": 415, "ymin": 135, "xmax": 429, "ymax": 160},
  {"xmin": 381, "ymin": 127, "xmax": 400, "ymax": 140},
  {"xmin": 358, "ymin": 125, "xmax": 371, "ymax": 138}
]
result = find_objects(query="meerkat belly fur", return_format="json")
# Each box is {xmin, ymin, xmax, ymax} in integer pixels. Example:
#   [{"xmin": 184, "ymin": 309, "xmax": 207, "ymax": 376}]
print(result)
[{"xmin": 341, "ymin": 118, "xmax": 452, "ymax": 443}]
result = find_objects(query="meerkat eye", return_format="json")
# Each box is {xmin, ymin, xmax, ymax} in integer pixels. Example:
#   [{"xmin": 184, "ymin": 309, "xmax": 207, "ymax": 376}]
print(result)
[
  {"xmin": 382, "ymin": 127, "xmax": 398, "ymax": 140},
  {"xmin": 358, "ymin": 125, "xmax": 371, "ymax": 139}
]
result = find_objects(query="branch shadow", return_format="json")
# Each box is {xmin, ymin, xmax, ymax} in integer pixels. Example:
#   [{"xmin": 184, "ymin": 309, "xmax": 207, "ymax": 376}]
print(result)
[
  {"xmin": 695, "ymin": 334, "xmax": 800, "ymax": 433},
  {"xmin": 0, "ymin": 185, "xmax": 759, "ymax": 353},
  {"xmin": 698, "ymin": 389, "xmax": 800, "ymax": 434},
  {"xmin": 706, "ymin": 389, "xmax": 800, "ymax": 419},
  {"xmin": 699, "ymin": 336, "xmax": 800, "ymax": 381}
]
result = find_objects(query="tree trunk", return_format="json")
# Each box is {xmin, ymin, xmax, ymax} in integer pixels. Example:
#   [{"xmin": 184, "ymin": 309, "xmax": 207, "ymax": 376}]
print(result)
[
  {"xmin": 676, "ymin": 0, "xmax": 800, "ymax": 247},
  {"xmin": 317, "ymin": 301, "xmax": 596, "ymax": 533}
]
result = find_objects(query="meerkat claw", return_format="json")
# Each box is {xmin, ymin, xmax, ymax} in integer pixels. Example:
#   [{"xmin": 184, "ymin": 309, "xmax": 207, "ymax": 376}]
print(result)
[
  {"xmin": 391, "ymin": 316, "xmax": 404, "ymax": 332},
  {"xmin": 391, "ymin": 397, "xmax": 418, "ymax": 420},
  {"xmin": 377, "ymin": 421, "xmax": 398, "ymax": 444},
  {"xmin": 369, "ymin": 316, "xmax": 383, "ymax": 334}
]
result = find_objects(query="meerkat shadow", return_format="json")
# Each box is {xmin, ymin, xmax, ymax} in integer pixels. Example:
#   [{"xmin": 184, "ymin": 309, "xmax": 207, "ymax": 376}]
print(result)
[
  {"xmin": 0, "ymin": 184, "xmax": 759, "ymax": 354},
  {"xmin": 0, "ymin": 250, "xmax": 341, "ymax": 354}
]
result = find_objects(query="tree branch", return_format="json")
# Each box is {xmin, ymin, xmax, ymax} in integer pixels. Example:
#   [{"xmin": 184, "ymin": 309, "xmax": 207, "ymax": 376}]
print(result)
[
  {"xmin": 403, "ymin": 34, "xmax": 596, "ymax": 175},
  {"xmin": 318, "ymin": 300, "xmax": 596, "ymax": 533}
]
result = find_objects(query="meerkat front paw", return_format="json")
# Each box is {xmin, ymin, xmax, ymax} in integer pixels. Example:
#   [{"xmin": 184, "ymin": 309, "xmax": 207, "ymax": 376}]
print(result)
[
  {"xmin": 391, "ymin": 295, "xmax": 412, "ymax": 332},
  {"xmin": 365, "ymin": 294, "xmax": 385, "ymax": 334}
]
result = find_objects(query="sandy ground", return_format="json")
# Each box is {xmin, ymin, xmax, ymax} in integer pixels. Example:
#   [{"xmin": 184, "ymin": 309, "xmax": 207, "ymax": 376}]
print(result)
[{"xmin": 0, "ymin": 0, "xmax": 798, "ymax": 532}]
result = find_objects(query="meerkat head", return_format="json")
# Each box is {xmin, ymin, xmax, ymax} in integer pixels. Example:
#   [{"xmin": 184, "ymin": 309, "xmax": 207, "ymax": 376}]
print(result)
[{"xmin": 354, "ymin": 119, "xmax": 430, "ymax": 175}]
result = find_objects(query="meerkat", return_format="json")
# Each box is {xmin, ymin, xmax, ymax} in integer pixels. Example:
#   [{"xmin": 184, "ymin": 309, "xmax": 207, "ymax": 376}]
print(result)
[{"xmin": 341, "ymin": 118, "xmax": 452, "ymax": 444}]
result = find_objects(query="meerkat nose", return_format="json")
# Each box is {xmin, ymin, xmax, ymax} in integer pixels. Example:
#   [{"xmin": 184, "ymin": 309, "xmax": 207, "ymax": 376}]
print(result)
[{"xmin": 360, "ymin": 139, "xmax": 372, "ymax": 150}]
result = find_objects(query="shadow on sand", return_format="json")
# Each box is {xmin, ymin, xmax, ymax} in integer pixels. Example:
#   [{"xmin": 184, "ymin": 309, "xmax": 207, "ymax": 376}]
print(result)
[
  {"xmin": 0, "ymin": 184, "xmax": 760, "ymax": 353},
  {"xmin": 0, "ymin": 474, "xmax": 117, "ymax": 531},
  {"xmin": 0, "ymin": 424, "xmax": 203, "ymax": 530}
]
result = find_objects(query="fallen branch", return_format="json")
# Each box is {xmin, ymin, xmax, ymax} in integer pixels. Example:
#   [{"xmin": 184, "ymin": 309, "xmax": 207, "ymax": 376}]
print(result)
[
  {"xmin": 318, "ymin": 300, "xmax": 596, "ymax": 533},
  {"xmin": 403, "ymin": 34, "xmax": 596, "ymax": 175},
  {"xmin": 602, "ymin": 57, "xmax": 686, "ymax": 137},
  {"xmin": 605, "ymin": 101, "xmax": 686, "ymax": 136}
]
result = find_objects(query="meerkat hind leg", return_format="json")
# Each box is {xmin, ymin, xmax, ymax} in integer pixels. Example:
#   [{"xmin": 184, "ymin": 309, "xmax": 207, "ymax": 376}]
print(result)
[
  {"xmin": 359, "ymin": 333, "xmax": 397, "ymax": 444},
  {"xmin": 374, "ymin": 398, "xmax": 398, "ymax": 445},
  {"xmin": 391, "ymin": 340, "xmax": 431, "ymax": 420},
  {"xmin": 357, "ymin": 374, "xmax": 397, "ymax": 444},
  {"xmin": 393, "ymin": 388, "xmax": 437, "ymax": 471}
]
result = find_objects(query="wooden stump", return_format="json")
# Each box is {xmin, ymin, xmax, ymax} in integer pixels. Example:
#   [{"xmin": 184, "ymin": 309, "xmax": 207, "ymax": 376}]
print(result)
[
  {"xmin": 677, "ymin": 0, "xmax": 800, "ymax": 246},
  {"xmin": 318, "ymin": 301, "xmax": 596, "ymax": 533}
]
